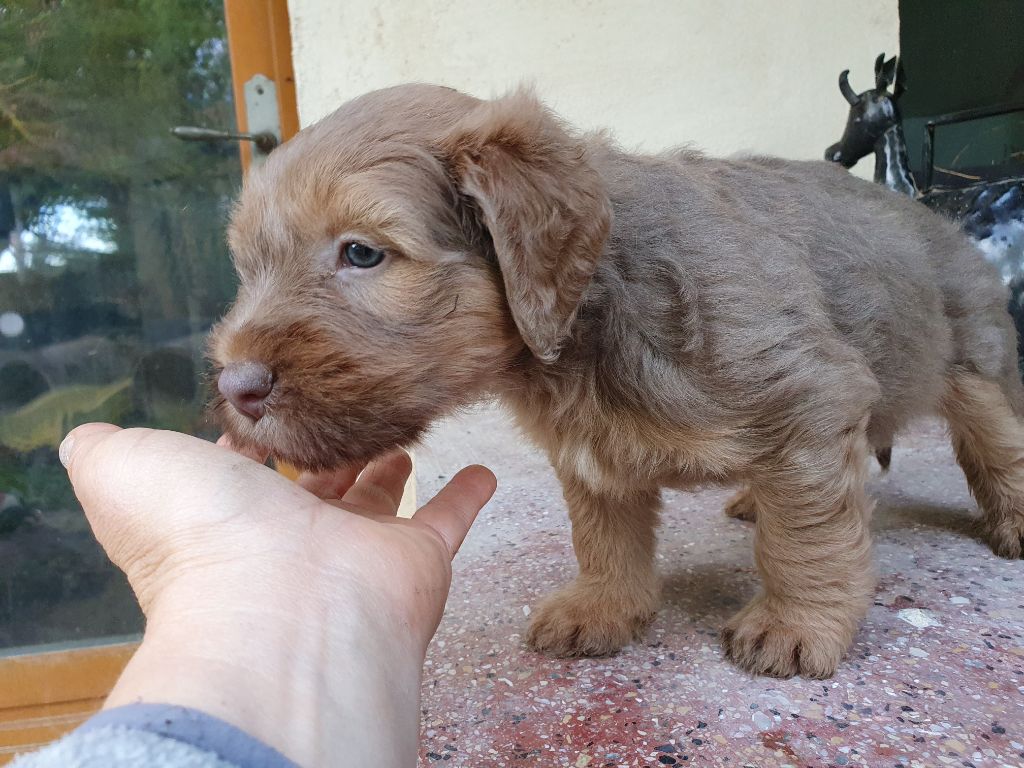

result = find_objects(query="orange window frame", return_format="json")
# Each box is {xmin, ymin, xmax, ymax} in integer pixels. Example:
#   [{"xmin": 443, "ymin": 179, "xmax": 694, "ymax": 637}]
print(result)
[
  {"xmin": 0, "ymin": 3, "xmax": 299, "ymax": 762},
  {"xmin": 224, "ymin": 0, "xmax": 300, "ymax": 173}
]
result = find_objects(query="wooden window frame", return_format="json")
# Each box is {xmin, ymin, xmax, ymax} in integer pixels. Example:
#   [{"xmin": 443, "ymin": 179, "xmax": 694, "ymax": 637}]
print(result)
[{"xmin": 224, "ymin": 0, "xmax": 300, "ymax": 174}]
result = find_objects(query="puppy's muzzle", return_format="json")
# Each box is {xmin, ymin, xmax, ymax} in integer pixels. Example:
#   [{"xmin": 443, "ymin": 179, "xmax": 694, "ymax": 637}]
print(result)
[{"xmin": 218, "ymin": 361, "xmax": 274, "ymax": 421}]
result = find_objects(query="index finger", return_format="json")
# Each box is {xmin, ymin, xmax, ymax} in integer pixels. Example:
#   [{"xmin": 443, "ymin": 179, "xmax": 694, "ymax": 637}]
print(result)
[{"xmin": 412, "ymin": 465, "xmax": 496, "ymax": 559}]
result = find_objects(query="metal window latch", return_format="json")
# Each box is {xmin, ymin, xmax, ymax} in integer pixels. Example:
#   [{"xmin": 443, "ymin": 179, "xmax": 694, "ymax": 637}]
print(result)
[
  {"xmin": 170, "ymin": 126, "xmax": 278, "ymax": 154},
  {"xmin": 170, "ymin": 74, "xmax": 283, "ymax": 166}
]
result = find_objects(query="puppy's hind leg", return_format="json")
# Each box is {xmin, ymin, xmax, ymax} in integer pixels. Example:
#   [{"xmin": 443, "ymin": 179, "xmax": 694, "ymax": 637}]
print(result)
[
  {"xmin": 526, "ymin": 476, "xmax": 660, "ymax": 657},
  {"xmin": 724, "ymin": 486, "xmax": 758, "ymax": 522},
  {"xmin": 941, "ymin": 368, "xmax": 1024, "ymax": 558}
]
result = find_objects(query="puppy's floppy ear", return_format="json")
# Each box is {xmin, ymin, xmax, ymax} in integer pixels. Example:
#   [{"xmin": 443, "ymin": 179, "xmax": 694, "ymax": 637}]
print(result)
[{"xmin": 442, "ymin": 88, "xmax": 611, "ymax": 363}]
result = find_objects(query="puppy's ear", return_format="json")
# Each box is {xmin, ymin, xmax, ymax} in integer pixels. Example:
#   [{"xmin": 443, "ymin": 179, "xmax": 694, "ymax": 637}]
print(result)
[{"xmin": 443, "ymin": 89, "xmax": 611, "ymax": 362}]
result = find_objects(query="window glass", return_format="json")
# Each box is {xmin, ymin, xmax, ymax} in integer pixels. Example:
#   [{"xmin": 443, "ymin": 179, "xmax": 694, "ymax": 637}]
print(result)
[{"xmin": 0, "ymin": 0, "xmax": 240, "ymax": 651}]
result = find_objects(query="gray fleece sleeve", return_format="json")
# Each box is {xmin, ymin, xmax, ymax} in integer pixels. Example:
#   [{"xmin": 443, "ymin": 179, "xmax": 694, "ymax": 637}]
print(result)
[{"xmin": 10, "ymin": 704, "xmax": 299, "ymax": 768}]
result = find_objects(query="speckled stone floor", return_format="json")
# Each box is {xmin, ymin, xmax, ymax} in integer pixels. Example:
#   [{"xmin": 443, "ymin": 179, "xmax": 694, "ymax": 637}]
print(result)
[{"xmin": 414, "ymin": 405, "xmax": 1024, "ymax": 768}]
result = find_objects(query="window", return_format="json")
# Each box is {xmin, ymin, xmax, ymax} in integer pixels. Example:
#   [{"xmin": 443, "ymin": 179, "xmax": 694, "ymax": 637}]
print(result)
[{"xmin": 0, "ymin": 2, "xmax": 297, "ymax": 759}]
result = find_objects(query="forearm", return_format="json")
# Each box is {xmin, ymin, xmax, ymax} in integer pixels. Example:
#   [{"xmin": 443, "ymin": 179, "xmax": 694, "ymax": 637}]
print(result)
[{"xmin": 106, "ymin": 585, "xmax": 425, "ymax": 768}]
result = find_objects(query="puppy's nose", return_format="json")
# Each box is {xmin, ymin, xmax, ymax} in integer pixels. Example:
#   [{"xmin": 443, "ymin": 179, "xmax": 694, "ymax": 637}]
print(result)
[{"xmin": 218, "ymin": 361, "xmax": 274, "ymax": 420}]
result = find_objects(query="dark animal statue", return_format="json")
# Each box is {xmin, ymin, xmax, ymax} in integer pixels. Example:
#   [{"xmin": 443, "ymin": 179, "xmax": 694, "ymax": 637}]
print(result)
[
  {"xmin": 826, "ymin": 53, "xmax": 1024, "ymax": 389},
  {"xmin": 826, "ymin": 54, "xmax": 1023, "ymax": 258}
]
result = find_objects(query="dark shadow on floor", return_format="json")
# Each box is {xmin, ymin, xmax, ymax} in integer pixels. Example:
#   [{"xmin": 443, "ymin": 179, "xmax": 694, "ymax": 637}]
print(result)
[
  {"xmin": 660, "ymin": 562, "xmax": 757, "ymax": 625},
  {"xmin": 872, "ymin": 497, "xmax": 981, "ymax": 540}
]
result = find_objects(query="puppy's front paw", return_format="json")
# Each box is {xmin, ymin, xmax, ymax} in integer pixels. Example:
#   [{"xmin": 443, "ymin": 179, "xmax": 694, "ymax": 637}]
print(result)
[
  {"xmin": 526, "ymin": 580, "xmax": 656, "ymax": 657},
  {"xmin": 722, "ymin": 596, "xmax": 851, "ymax": 679},
  {"xmin": 982, "ymin": 515, "xmax": 1024, "ymax": 559},
  {"xmin": 724, "ymin": 487, "xmax": 758, "ymax": 522}
]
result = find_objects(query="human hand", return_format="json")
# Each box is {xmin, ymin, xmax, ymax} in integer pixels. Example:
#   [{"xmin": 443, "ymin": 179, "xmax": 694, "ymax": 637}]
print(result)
[{"xmin": 60, "ymin": 423, "xmax": 496, "ymax": 768}]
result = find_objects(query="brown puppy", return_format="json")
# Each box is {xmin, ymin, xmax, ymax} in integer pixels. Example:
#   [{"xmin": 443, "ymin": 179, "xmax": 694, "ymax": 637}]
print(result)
[{"xmin": 209, "ymin": 84, "xmax": 1024, "ymax": 679}]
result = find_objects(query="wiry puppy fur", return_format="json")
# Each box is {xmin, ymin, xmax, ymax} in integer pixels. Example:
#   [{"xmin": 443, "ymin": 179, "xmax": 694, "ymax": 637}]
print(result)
[{"xmin": 209, "ymin": 84, "xmax": 1024, "ymax": 679}]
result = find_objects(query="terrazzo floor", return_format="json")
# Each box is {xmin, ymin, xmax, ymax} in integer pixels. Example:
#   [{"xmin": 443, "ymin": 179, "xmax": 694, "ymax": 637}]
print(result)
[{"xmin": 414, "ymin": 405, "xmax": 1024, "ymax": 768}]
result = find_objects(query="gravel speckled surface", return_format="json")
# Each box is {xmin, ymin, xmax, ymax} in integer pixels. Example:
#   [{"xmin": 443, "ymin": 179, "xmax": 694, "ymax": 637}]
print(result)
[{"xmin": 415, "ymin": 405, "xmax": 1024, "ymax": 767}]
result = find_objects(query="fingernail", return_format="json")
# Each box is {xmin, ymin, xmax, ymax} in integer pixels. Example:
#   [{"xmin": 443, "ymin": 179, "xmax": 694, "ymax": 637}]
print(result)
[{"xmin": 58, "ymin": 434, "xmax": 75, "ymax": 468}]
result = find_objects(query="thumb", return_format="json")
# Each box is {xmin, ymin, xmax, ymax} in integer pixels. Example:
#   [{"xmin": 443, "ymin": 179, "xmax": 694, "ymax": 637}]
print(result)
[
  {"xmin": 59, "ymin": 422, "xmax": 123, "ymax": 472},
  {"xmin": 60, "ymin": 423, "xmax": 310, "ymax": 571}
]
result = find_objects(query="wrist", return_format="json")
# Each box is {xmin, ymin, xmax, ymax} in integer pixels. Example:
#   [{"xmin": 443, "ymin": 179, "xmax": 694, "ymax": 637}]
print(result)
[{"xmin": 107, "ymin": 572, "xmax": 425, "ymax": 768}]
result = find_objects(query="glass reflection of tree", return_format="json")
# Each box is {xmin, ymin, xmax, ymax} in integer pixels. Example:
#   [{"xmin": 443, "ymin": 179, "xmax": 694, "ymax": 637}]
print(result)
[{"xmin": 0, "ymin": 0, "xmax": 241, "ymax": 647}]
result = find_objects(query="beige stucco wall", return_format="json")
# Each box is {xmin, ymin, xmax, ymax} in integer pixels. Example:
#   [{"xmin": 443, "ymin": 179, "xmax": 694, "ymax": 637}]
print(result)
[{"xmin": 288, "ymin": 0, "xmax": 898, "ymax": 168}]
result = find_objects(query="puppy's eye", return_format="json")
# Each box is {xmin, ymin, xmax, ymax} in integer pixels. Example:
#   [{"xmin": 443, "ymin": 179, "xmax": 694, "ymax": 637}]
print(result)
[{"xmin": 340, "ymin": 241, "xmax": 386, "ymax": 269}]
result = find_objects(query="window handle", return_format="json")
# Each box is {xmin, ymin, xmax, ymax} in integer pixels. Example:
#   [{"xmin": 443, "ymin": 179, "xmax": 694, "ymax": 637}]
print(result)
[{"xmin": 170, "ymin": 126, "xmax": 278, "ymax": 155}]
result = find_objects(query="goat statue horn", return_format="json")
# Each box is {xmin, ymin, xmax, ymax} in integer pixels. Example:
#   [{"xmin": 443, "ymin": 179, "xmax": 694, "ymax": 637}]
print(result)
[
  {"xmin": 838, "ymin": 70, "xmax": 860, "ymax": 106},
  {"xmin": 893, "ymin": 59, "xmax": 906, "ymax": 99},
  {"xmin": 874, "ymin": 52, "xmax": 886, "ymax": 77}
]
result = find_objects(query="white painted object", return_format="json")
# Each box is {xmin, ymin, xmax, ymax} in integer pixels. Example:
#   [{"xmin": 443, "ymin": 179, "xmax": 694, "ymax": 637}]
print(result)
[{"xmin": 897, "ymin": 608, "xmax": 941, "ymax": 629}]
